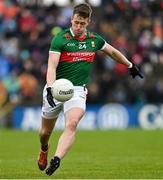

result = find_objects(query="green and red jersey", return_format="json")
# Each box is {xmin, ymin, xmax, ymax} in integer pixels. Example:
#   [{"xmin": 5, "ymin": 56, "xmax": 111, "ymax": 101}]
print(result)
[{"xmin": 49, "ymin": 28, "xmax": 106, "ymax": 86}]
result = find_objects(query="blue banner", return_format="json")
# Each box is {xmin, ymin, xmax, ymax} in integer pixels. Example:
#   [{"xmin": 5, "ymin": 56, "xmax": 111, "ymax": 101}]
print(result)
[{"xmin": 12, "ymin": 103, "xmax": 163, "ymax": 130}]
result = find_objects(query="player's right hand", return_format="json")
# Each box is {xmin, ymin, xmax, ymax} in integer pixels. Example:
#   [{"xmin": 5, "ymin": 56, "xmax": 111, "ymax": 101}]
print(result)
[{"xmin": 46, "ymin": 87, "xmax": 56, "ymax": 107}]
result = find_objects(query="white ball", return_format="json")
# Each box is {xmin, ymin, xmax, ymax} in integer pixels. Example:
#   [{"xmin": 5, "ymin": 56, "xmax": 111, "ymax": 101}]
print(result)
[{"xmin": 51, "ymin": 79, "xmax": 74, "ymax": 102}]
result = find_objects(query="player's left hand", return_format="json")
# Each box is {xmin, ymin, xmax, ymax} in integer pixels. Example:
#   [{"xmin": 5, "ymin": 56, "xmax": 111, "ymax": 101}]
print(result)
[{"xmin": 130, "ymin": 64, "xmax": 144, "ymax": 79}]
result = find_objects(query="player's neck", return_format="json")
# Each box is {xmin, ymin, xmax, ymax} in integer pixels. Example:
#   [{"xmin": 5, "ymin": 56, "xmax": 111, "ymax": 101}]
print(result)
[{"xmin": 70, "ymin": 28, "xmax": 86, "ymax": 39}]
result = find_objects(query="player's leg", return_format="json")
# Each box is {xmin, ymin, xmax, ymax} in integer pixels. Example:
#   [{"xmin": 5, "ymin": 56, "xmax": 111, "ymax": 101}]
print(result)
[
  {"xmin": 38, "ymin": 117, "xmax": 57, "ymax": 171},
  {"xmin": 46, "ymin": 107, "xmax": 85, "ymax": 175},
  {"xmin": 39, "ymin": 117, "xmax": 56, "ymax": 149},
  {"xmin": 38, "ymin": 85, "xmax": 63, "ymax": 171},
  {"xmin": 45, "ymin": 86, "xmax": 87, "ymax": 176},
  {"xmin": 55, "ymin": 107, "xmax": 84, "ymax": 158}
]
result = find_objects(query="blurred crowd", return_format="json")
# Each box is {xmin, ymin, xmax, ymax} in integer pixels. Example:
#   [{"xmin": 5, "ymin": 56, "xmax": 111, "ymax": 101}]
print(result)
[{"xmin": 0, "ymin": 0, "xmax": 162, "ymax": 108}]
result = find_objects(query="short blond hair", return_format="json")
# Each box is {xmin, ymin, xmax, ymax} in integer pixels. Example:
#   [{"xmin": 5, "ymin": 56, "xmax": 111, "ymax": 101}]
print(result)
[{"xmin": 73, "ymin": 3, "xmax": 92, "ymax": 19}]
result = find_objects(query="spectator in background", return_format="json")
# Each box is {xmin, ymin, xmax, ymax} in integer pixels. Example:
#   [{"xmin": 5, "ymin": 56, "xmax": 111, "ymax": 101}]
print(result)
[{"xmin": 0, "ymin": 0, "xmax": 162, "ymax": 107}]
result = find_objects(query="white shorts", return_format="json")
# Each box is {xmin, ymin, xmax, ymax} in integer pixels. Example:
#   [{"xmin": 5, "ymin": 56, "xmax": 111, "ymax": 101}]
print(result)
[{"xmin": 41, "ymin": 85, "xmax": 88, "ymax": 119}]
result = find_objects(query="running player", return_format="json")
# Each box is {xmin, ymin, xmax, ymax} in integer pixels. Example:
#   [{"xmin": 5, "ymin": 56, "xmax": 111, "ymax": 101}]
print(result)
[{"xmin": 37, "ymin": 3, "xmax": 143, "ymax": 176}]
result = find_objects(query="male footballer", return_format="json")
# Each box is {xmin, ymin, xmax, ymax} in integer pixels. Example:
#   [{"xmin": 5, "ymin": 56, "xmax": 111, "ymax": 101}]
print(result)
[{"xmin": 37, "ymin": 3, "xmax": 143, "ymax": 176}]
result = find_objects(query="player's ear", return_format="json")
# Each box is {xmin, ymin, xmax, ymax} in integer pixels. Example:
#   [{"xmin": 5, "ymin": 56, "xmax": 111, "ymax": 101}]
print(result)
[
  {"xmin": 87, "ymin": 18, "xmax": 91, "ymax": 24},
  {"xmin": 86, "ymin": 18, "xmax": 90, "ymax": 26}
]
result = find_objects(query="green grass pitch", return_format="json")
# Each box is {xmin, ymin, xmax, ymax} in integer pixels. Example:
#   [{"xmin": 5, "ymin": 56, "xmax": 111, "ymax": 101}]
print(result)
[{"xmin": 0, "ymin": 129, "xmax": 163, "ymax": 179}]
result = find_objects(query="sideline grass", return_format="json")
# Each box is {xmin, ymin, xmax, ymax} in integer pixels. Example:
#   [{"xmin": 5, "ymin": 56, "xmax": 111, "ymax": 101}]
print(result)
[{"xmin": 0, "ymin": 129, "xmax": 163, "ymax": 179}]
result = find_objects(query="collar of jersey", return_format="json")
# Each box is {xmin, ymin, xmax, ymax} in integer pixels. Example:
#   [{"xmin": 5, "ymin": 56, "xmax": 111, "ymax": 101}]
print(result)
[{"xmin": 69, "ymin": 28, "xmax": 87, "ymax": 41}]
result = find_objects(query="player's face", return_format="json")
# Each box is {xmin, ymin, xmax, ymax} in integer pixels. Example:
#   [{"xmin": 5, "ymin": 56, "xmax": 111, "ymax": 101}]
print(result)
[{"xmin": 71, "ymin": 14, "xmax": 89, "ymax": 37}]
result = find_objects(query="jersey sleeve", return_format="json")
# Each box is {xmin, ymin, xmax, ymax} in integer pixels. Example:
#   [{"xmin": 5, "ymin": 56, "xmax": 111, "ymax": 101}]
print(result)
[
  {"xmin": 49, "ymin": 34, "xmax": 62, "ymax": 54},
  {"xmin": 96, "ymin": 33, "xmax": 107, "ymax": 50}
]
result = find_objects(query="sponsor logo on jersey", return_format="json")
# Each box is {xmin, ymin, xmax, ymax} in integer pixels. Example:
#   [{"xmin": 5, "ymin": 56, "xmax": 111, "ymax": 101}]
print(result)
[
  {"xmin": 67, "ymin": 52, "xmax": 95, "ymax": 57},
  {"xmin": 60, "ymin": 51, "xmax": 96, "ymax": 63},
  {"xmin": 91, "ymin": 41, "xmax": 95, "ymax": 47},
  {"xmin": 67, "ymin": 43, "xmax": 76, "ymax": 47}
]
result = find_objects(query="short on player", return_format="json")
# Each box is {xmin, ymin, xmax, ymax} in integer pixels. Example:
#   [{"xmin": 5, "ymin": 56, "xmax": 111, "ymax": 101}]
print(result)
[{"xmin": 51, "ymin": 79, "xmax": 74, "ymax": 102}]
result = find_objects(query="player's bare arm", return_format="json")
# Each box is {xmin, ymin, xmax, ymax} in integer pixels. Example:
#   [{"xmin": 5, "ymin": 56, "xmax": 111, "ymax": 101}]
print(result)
[
  {"xmin": 46, "ymin": 52, "xmax": 60, "ymax": 87},
  {"xmin": 46, "ymin": 52, "xmax": 60, "ymax": 107},
  {"xmin": 102, "ymin": 43, "xmax": 132, "ymax": 68},
  {"xmin": 102, "ymin": 43, "xmax": 143, "ymax": 78}
]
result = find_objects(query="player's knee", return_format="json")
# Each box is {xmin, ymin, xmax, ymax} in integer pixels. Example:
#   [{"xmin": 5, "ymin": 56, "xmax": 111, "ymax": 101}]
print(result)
[
  {"xmin": 66, "ymin": 119, "xmax": 79, "ymax": 132},
  {"xmin": 39, "ymin": 128, "xmax": 52, "ymax": 137}
]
